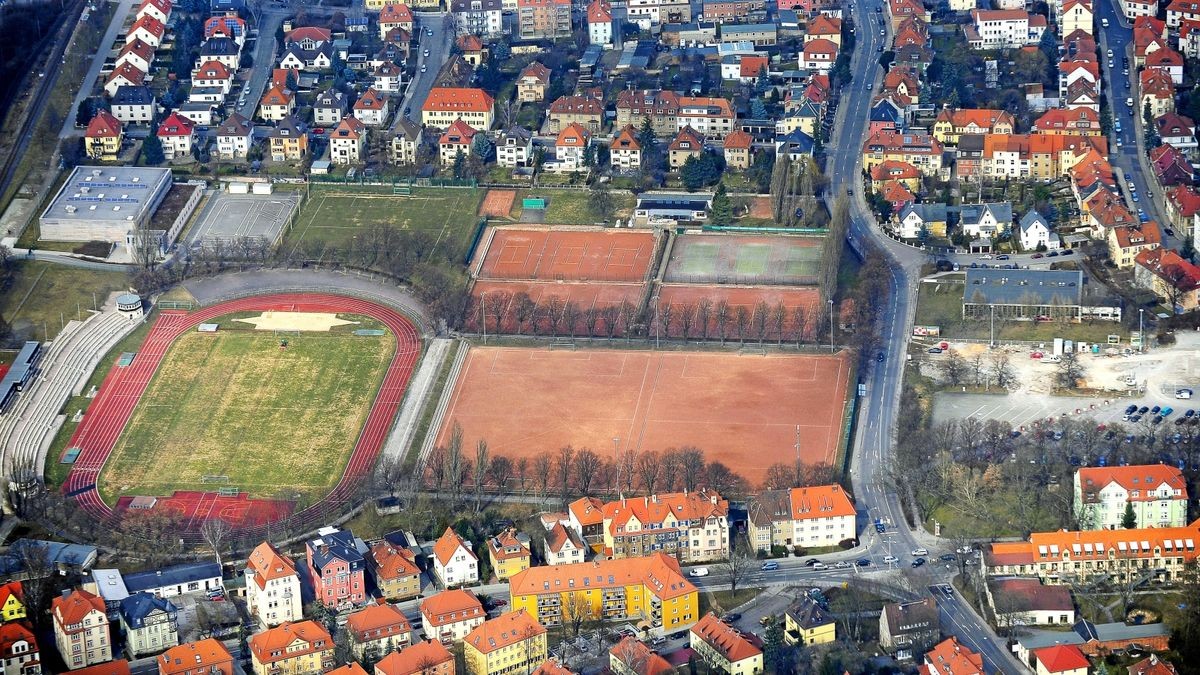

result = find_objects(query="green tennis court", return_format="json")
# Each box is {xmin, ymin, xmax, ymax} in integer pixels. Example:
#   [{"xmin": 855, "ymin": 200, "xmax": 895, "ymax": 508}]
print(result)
[{"xmin": 666, "ymin": 234, "xmax": 824, "ymax": 285}]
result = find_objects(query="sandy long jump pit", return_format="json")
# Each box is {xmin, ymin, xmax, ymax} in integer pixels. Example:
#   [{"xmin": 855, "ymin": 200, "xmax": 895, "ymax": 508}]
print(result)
[{"xmin": 435, "ymin": 347, "xmax": 852, "ymax": 485}]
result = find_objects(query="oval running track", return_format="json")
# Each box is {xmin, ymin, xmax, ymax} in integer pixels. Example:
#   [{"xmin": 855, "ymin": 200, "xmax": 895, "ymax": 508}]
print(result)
[{"xmin": 61, "ymin": 293, "xmax": 422, "ymax": 534}]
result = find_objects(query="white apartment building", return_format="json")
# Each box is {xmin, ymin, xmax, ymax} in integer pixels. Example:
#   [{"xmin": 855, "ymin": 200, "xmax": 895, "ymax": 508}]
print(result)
[
  {"xmin": 245, "ymin": 542, "xmax": 303, "ymax": 628},
  {"xmin": 748, "ymin": 485, "xmax": 857, "ymax": 551},
  {"xmin": 1073, "ymin": 465, "xmax": 1189, "ymax": 530}
]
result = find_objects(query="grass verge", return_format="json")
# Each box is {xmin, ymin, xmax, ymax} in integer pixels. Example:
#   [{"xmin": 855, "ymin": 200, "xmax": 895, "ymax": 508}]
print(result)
[{"xmin": 0, "ymin": 260, "xmax": 128, "ymax": 345}]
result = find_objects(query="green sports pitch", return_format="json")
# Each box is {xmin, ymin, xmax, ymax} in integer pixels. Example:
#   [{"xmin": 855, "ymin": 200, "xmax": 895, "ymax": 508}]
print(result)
[
  {"xmin": 96, "ymin": 315, "xmax": 395, "ymax": 505},
  {"xmin": 665, "ymin": 234, "xmax": 824, "ymax": 285}
]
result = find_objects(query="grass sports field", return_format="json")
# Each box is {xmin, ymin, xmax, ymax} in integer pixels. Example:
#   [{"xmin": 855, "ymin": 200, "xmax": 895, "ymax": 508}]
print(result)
[
  {"xmin": 283, "ymin": 187, "xmax": 482, "ymax": 261},
  {"xmin": 96, "ymin": 316, "xmax": 394, "ymax": 504},
  {"xmin": 665, "ymin": 234, "xmax": 823, "ymax": 285}
]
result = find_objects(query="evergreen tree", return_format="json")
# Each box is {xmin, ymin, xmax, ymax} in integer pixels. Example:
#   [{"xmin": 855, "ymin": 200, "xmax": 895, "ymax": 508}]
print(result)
[
  {"xmin": 1122, "ymin": 501, "xmax": 1137, "ymax": 529},
  {"xmin": 452, "ymin": 150, "xmax": 467, "ymax": 178},
  {"xmin": 762, "ymin": 620, "xmax": 796, "ymax": 674},
  {"xmin": 1182, "ymin": 235, "xmax": 1196, "ymax": 262},
  {"xmin": 471, "ymin": 133, "xmax": 494, "ymax": 161},
  {"xmin": 710, "ymin": 183, "xmax": 732, "ymax": 225},
  {"xmin": 141, "ymin": 133, "xmax": 165, "ymax": 165}
]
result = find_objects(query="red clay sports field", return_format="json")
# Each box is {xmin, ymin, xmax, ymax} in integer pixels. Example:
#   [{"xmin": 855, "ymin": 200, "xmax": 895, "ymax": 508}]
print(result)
[{"xmin": 61, "ymin": 294, "xmax": 421, "ymax": 531}]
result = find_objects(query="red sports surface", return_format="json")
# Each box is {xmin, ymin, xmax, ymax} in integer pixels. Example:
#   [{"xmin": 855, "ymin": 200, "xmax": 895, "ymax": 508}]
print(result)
[
  {"xmin": 475, "ymin": 227, "xmax": 656, "ymax": 282},
  {"xmin": 656, "ymin": 284, "xmax": 822, "ymax": 339},
  {"xmin": 435, "ymin": 347, "xmax": 852, "ymax": 485},
  {"xmin": 62, "ymin": 294, "xmax": 421, "ymax": 532}
]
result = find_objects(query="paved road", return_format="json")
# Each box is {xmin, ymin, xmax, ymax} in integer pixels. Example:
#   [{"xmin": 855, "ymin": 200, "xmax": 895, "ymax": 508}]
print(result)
[
  {"xmin": 60, "ymin": 0, "xmax": 136, "ymax": 139},
  {"xmin": 391, "ymin": 12, "xmax": 453, "ymax": 132},
  {"xmin": 1095, "ymin": 0, "xmax": 1177, "ymax": 244},
  {"xmin": 236, "ymin": 10, "xmax": 287, "ymax": 120}
]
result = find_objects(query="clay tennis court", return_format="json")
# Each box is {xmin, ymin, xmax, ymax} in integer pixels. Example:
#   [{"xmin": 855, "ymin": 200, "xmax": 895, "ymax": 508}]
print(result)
[
  {"xmin": 468, "ymin": 280, "xmax": 645, "ymax": 335},
  {"xmin": 435, "ymin": 347, "xmax": 852, "ymax": 484},
  {"xmin": 475, "ymin": 227, "xmax": 657, "ymax": 282},
  {"xmin": 657, "ymin": 284, "xmax": 821, "ymax": 339},
  {"xmin": 480, "ymin": 190, "xmax": 516, "ymax": 218},
  {"xmin": 665, "ymin": 233, "xmax": 823, "ymax": 286}
]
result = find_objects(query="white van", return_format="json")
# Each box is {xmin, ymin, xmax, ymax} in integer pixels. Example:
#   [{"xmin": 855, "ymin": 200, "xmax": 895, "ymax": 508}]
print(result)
[{"xmin": 688, "ymin": 567, "xmax": 709, "ymax": 577}]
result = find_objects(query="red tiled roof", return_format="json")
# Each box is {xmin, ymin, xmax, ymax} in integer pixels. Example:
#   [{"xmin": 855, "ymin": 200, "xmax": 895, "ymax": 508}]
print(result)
[
  {"xmin": 249, "ymin": 621, "xmax": 332, "ymax": 665},
  {"xmin": 423, "ymin": 87, "xmax": 495, "ymax": 114},
  {"xmin": 420, "ymin": 589, "xmax": 484, "ymax": 627},
  {"xmin": 158, "ymin": 639, "xmax": 232, "ymax": 675},
  {"xmin": 1033, "ymin": 645, "xmax": 1090, "ymax": 673},
  {"xmin": 587, "ymin": 0, "xmax": 612, "ymax": 22},
  {"xmin": 376, "ymin": 641, "xmax": 453, "ymax": 675},
  {"xmin": 724, "ymin": 130, "xmax": 753, "ymax": 150},
  {"xmin": 465, "ymin": 610, "xmax": 545, "ymax": 655},
  {"xmin": 690, "ymin": 613, "xmax": 762, "ymax": 664},
  {"xmin": 432, "ymin": 527, "xmax": 475, "ymax": 566},
  {"xmin": 86, "ymin": 110, "xmax": 122, "ymax": 138},
  {"xmin": 52, "ymin": 589, "xmax": 105, "ymax": 628},
  {"xmin": 1077, "ymin": 465, "xmax": 1187, "ymax": 502}
]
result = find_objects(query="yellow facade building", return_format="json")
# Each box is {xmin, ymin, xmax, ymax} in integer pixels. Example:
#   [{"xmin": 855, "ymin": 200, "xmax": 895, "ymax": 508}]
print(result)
[
  {"xmin": 464, "ymin": 610, "xmax": 547, "ymax": 675},
  {"xmin": 248, "ymin": 621, "xmax": 335, "ymax": 675},
  {"xmin": 486, "ymin": 530, "xmax": 532, "ymax": 582},
  {"xmin": 508, "ymin": 554, "xmax": 698, "ymax": 632},
  {"xmin": 0, "ymin": 583, "xmax": 25, "ymax": 622},
  {"xmin": 783, "ymin": 596, "xmax": 835, "ymax": 646}
]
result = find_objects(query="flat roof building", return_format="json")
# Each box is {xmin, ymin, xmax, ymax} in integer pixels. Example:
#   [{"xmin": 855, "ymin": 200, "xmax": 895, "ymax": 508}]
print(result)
[
  {"xmin": 962, "ymin": 268, "xmax": 1121, "ymax": 323},
  {"xmin": 40, "ymin": 166, "xmax": 172, "ymax": 243}
]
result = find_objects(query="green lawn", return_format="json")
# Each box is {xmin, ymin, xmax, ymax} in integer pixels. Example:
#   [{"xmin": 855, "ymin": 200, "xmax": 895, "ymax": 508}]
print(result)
[
  {"xmin": 282, "ymin": 187, "xmax": 483, "ymax": 261},
  {"xmin": 0, "ymin": 261, "xmax": 128, "ymax": 345},
  {"xmin": 508, "ymin": 188, "xmax": 635, "ymax": 225},
  {"xmin": 915, "ymin": 280, "xmax": 1128, "ymax": 344},
  {"xmin": 96, "ymin": 316, "xmax": 395, "ymax": 504}
]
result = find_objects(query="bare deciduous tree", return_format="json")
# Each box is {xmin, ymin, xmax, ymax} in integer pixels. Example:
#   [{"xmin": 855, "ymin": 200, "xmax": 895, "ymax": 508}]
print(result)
[
  {"xmin": 555, "ymin": 446, "xmax": 576, "ymax": 505},
  {"xmin": 637, "ymin": 451, "xmax": 661, "ymax": 493},
  {"xmin": 473, "ymin": 439, "xmax": 490, "ymax": 514},
  {"xmin": 575, "ymin": 448, "xmax": 602, "ymax": 496},
  {"xmin": 200, "ymin": 518, "xmax": 233, "ymax": 569},
  {"xmin": 717, "ymin": 534, "xmax": 754, "ymax": 596}
]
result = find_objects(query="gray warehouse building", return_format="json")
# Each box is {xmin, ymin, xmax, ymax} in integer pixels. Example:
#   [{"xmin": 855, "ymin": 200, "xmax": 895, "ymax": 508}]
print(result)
[{"xmin": 40, "ymin": 166, "xmax": 173, "ymax": 242}]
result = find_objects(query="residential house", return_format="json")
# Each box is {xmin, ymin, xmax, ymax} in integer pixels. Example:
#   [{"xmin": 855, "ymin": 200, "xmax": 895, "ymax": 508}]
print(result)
[
  {"xmin": 567, "ymin": 497, "xmax": 605, "ymax": 551},
  {"xmin": 119, "ymin": 593, "xmax": 177, "ymax": 658},
  {"xmin": 420, "ymin": 590, "xmax": 485, "ymax": 644},
  {"xmin": 452, "ymin": 0, "xmax": 504, "ymax": 36},
  {"xmin": 880, "ymin": 181, "xmax": 917, "ymax": 216},
  {"xmin": 721, "ymin": 54, "xmax": 768, "ymax": 84},
  {"xmin": 548, "ymin": 94, "xmax": 604, "ymax": 133},
  {"xmin": 0, "ymin": 622, "xmax": 38, "ymax": 675},
  {"xmin": 306, "ymin": 527, "xmax": 367, "ymax": 609},
  {"xmin": 689, "ymin": 613, "xmax": 763, "ymax": 675},
  {"xmin": 676, "ymin": 96, "xmax": 736, "ymax": 138},
  {"xmin": 485, "ymin": 531, "xmax": 531, "ymax": 582},
  {"xmin": 373, "ymin": 62, "xmax": 403, "ymax": 94},
  {"xmin": 861, "ymin": 130, "xmax": 943, "ymax": 176},
  {"xmin": 111, "ymin": 86, "xmax": 155, "ymax": 124},
  {"xmin": 1074, "ymin": 465, "xmax": 1189, "ymax": 529},
  {"xmin": 1033, "ymin": 645, "xmax": 1090, "ymax": 675},
  {"xmin": 983, "ymin": 578, "xmax": 1075, "ymax": 626},
  {"xmin": 869, "ymin": 99, "xmax": 904, "ymax": 134},
  {"xmin": 52, "ymin": 589, "xmax": 111, "ymax": 670},
  {"xmin": 116, "ymin": 39, "xmax": 154, "ymax": 75},
  {"xmin": 1108, "ymin": 222, "xmax": 1163, "ymax": 268},
  {"xmin": 378, "ymin": 3, "xmax": 415, "ymax": 38},
  {"xmin": 600, "ymin": 490, "xmax": 729, "ymax": 563},
  {"xmin": 1060, "ymin": 0, "xmax": 1093, "ymax": 35},
  {"xmin": 1156, "ymin": 113, "xmax": 1197, "ymax": 151},
  {"xmin": 985, "ymin": 519, "xmax": 1200, "ymax": 583},
  {"xmin": 542, "ymin": 523, "xmax": 586, "ymax": 567},
  {"xmin": 104, "ymin": 62, "xmax": 146, "ymax": 98},
  {"xmin": 496, "ymin": 127, "xmax": 532, "ymax": 168},
  {"xmin": 1033, "ymin": 108, "xmax": 1101, "ymax": 136},
  {"xmin": 1136, "ymin": 248, "xmax": 1200, "ymax": 312},
  {"xmin": 127, "ymin": 14, "xmax": 166, "ymax": 47},
  {"xmin": 783, "ymin": 595, "xmax": 835, "ymax": 646},
  {"xmin": 961, "ymin": 202, "xmax": 1013, "ymax": 238},
  {"xmin": 1181, "ymin": 19, "xmax": 1200, "ymax": 58},
  {"xmin": 869, "ymin": 160, "xmax": 921, "ymax": 191},
  {"xmin": 608, "ymin": 637, "xmax": 671, "ymax": 675},
  {"xmin": 887, "ymin": 0, "xmax": 927, "ymax": 30},
  {"xmin": 198, "ymin": 36, "xmax": 240, "ymax": 71},
  {"xmin": 667, "ymin": 126, "xmax": 704, "ymax": 169},
  {"xmin": 203, "ymin": 12, "xmax": 245, "ymax": 42},
  {"xmin": 587, "ymin": 0, "xmax": 613, "ymax": 46},
  {"xmin": 516, "ymin": 62, "xmax": 551, "ymax": 102},
  {"xmin": 331, "ymin": 116, "xmax": 367, "ymax": 164},
  {"xmin": 800, "ymin": 39, "xmax": 838, "ymax": 73},
  {"xmin": 933, "ymin": 108, "xmax": 1015, "ymax": 145},
  {"xmin": 0, "ymin": 584, "xmax": 24, "ymax": 622},
  {"xmin": 723, "ymin": 129, "xmax": 753, "ymax": 169},
  {"xmin": 192, "ymin": 60, "xmax": 233, "ymax": 96},
  {"xmin": 455, "ymin": 35, "xmax": 486, "ymax": 66},
  {"xmin": 608, "ymin": 126, "xmax": 642, "ymax": 171},
  {"xmin": 367, "ymin": 541, "xmax": 422, "ymax": 601},
  {"xmin": 1150, "ymin": 144, "xmax": 1195, "ymax": 187},
  {"xmin": 894, "ymin": 202, "xmax": 949, "ymax": 239},
  {"xmin": 245, "ymin": 542, "xmax": 302, "ymax": 628},
  {"xmin": 269, "ymin": 117, "xmax": 309, "ymax": 162},
  {"xmin": 518, "ymin": 0, "xmax": 571, "ymax": 39},
  {"xmin": 1141, "ymin": 69, "xmax": 1176, "ymax": 119},
  {"xmin": 157, "ymin": 639, "xmax": 234, "ymax": 675},
  {"xmin": 1018, "ymin": 210, "xmax": 1058, "ymax": 251},
  {"xmin": 259, "ymin": 85, "xmax": 295, "ymax": 121},
  {"xmin": 85, "ymin": 111, "xmax": 123, "ymax": 161},
  {"xmin": 1168, "ymin": 0, "xmax": 1200, "ymax": 26},
  {"xmin": 438, "ymin": 119, "xmax": 476, "ymax": 166},
  {"xmin": 508, "ymin": 554, "xmax": 699, "ymax": 631},
  {"xmin": 122, "ymin": 563, "xmax": 222, "ymax": 599},
  {"xmin": 156, "ymin": 113, "xmax": 194, "ymax": 161},
  {"xmin": 353, "ymin": 88, "xmax": 392, "ymax": 127},
  {"xmin": 314, "ymin": 90, "xmax": 348, "ymax": 127},
  {"xmin": 616, "ymin": 90, "xmax": 680, "ymax": 136},
  {"xmin": 375, "ymin": 640, "xmax": 454, "ymax": 675},
  {"xmin": 463, "ymin": 611, "xmax": 546, "ymax": 675},
  {"xmin": 431, "ymin": 528, "xmax": 479, "ymax": 588},
  {"xmin": 136, "ymin": 0, "xmax": 171, "ymax": 24},
  {"xmin": 347, "ymin": 602, "xmax": 412, "ymax": 662},
  {"xmin": 215, "ymin": 112, "xmax": 253, "ymax": 160},
  {"xmin": 746, "ymin": 485, "xmax": 857, "ymax": 552},
  {"xmin": 923, "ymin": 637, "xmax": 983, "ymax": 675},
  {"xmin": 719, "ymin": 23, "xmax": 777, "ymax": 46},
  {"xmin": 1166, "ymin": 185, "xmax": 1200, "ymax": 232},
  {"xmin": 1145, "ymin": 47, "xmax": 1185, "ymax": 84},
  {"xmin": 422, "ymin": 88, "xmax": 494, "ymax": 130},
  {"xmin": 554, "ymin": 123, "xmax": 591, "ymax": 170},
  {"xmin": 965, "ymin": 9, "xmax": 1046, "ymax": 49},
  {"xmin": 879, "ymin": 68, "xmax": 921, "ymax": 108},
  {"xmin": 248, "ymin": 621, "xmax": 335, "ymax": 675},
  {"xmin": 806, "ymin": 14, "xmax": 842, "ymax": 45},
  {"xmin": 1125, "ymin": 0, "xmax": 1157, "ymax": 18},
  {"xmin": 878, "ymin": 598, "xmax": 938, "ymax": 661},
  {"xmin": 1129, "ymin": 656, "xmax": 1180, "ymax": 675}
]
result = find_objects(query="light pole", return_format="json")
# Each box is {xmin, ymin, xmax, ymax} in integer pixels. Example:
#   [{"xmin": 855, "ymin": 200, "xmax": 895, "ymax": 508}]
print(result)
[
  {"xmin": 653, "ymin": 295, "xmax": 661, "ymax": 350},
  {"xmin": 990, "ymin": 305, "xmax": 995, "ymax": 347},
  {"xmin": 481, "ymin": 290, "xmax": 488, "ymax": 344},
  {"xmin": 828, "ymin": 299, "xmax": 834, "ymax": 353},
  {"xmin": 612, "ymin": 437, "xmax": 621, "ymax": 495},
  {"xmin": 1139, "ymin": 308, "xmax": 1144, "ymax": 353}
]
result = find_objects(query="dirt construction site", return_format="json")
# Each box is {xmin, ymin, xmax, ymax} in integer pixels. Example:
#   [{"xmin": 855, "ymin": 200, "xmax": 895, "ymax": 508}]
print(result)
[{"xmin": 927, "ymin": 331, "xmax": 1200, "ymax": 428}]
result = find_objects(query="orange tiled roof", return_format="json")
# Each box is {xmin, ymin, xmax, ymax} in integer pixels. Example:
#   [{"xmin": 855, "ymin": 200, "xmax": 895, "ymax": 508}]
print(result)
[
  {"xmin": 668, "ymin": 126, "xmax": 704, "ymax": 152},
  {"xmin": 568, "ymin": 497, "xmax": 604, "ymax": 526},
  {"xmin": 1077, "ymin": 465, "xmax": 1187, "ymax": 503},
  {"xmin": 881, "ymin": 181, "xmax": 916, "ymax": 204},
  {"xmin": 379, "ymin": 3, "xmax": 414, "ymax": 23},
  {"xmin": 72, "ymin": 661, "xmax": 132, "ymax": 675},
  {"xmin": 924, "ymin": 637, "xmax": 983, "ymax": 675},
  {"xmin": 871, "ymin": 160, "xmax": 919, "ymax": 181},
  {"xmin": 1141, "ymin": 69, "xmax": 1175, "ymax": 97},
  {"xmin": 195, "ymin": 59, "xmax": 232, "ymax": 80},
  {"xmin": 532, "ymin": 659, "xmax": 576, "ymax": 675},
  {"xmin": 466, "ymin": 610, "xmax": 545, "ymax": 655},
  {"xmin": 1112, "ymin": 221, "xmax": 1163, "ymax": 249},
  {"xmin": 991, "ymin": 519, "xmax": 1200, "ymax": 567},
  {"xmin": 327, "ymin": 664, "xmax": 368, "ymax": 675},
  {"xmin": 488, "ymin": 530, "xmax": 531, "ymax": 562},
  {"xmin": 261, "ymin": 84, "xmax": 294, "ymax": 106},
  {"xmin": 377, "ymin": 640, "xmax": 453, "ymax": 675},
  {"xmin": 129, "ymin": 14, "xmax": 165, "ymax": 39},
  {"xmin": 158, "ymin": 639, "xmax": 232, "ymax": 675},
  {"xmin": 509, "ymin": 554, "xmax": 697, "ymax": 602},
  {"xmin": 587, "ymin": 0, "xmax": 612, "ymax": 22},
  {"xmin": 611, "ymin": 125, "xmax": 642, "ymax": 152},
  {"xmin": 609, "ymin": 637, "xmax": 672, "ymax": 675},
  {"xmin": 423, "ymin": 87, "xmax": 495, "ymax": 114},
  {"xmin": 690, "ymin": 613, "xmax": 762, "ymax": 664},
  {"xmin": 249, "ymin": 621, "xmax": 332, "ymax": 665},
  {"xmin": 808, "ymin": 14, "xmax": 841, "ymax": 34},
  {"xmin": 521, "ymin": 61, "xmax": 551, "ymax": 84},
  {"xmin": 287, "ymin": 26, "xmax": 331, "ymax": 43},
  {"xmin": 369, "ymin": 542, "xmax": 420, "ymax": 581},
  {"xmin": 86, "ymin": 110, "xmax": 122, "ymax": 138},
  {"xmin": 803, "ymin": 38, "xmax": 839, "ymax": 57},
  {"xmin": 724, "ymin": 130, "xmax": 753, "ymax": 150},
  {"xmin": 556, "ymin": 122, "xmax": 591, "ymax": 147},
  {"xmin": 53, "ymin": 589, "xmax": 104, "ymax": 627},
  {"xmin": 602, "ymin": 489, "xmax": 727, "ymax": 534},
  {"xmin": 420, "ymin": 589, "xmax": 484, "ymax": 627},
  {"xmin": 107, "ymin": 62, "xmax": 147, "ymax": 86},
  {"xmin": 1034, "ymin": 645, "xmax": 1090, "ymax": 673},
  {"xmin": 354, "ymin": 88, "xmax": 389, "ymax": 111},
  {"xmin": 787, "ymin": 484, "xmax": 855, "ymax": 519},
  {"xmin": 334, "ymin": 115, "xmax": 366, "ymax": 139},
  {"xmin": 545, "ymin": 522, "xmax": 585, "ymax": 554},
  {"xmin": 346, "ymin": 602, "xmax": 411, "ymax": 643},
  {"xmin": 432, "ymin": 527, "xmax": 475, "ymax": 566},
  {"xmin": 1128, "ymin": 655, "xmax": 1180, "ymax": 675},
  {"xmin": 1135, "ymin": 248, "xmax": 1200, "ymax": 292},
  {"xmin": 118, "ymin": 38, "xmax": 155, "ymax": 63}
]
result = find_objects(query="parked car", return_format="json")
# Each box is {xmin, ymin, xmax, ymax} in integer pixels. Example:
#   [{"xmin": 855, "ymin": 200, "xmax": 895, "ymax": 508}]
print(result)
[
  {"xmin": 927, "ymin": 347, "xmax": 943, "ymax": 354},
  {"xmin": 804, "ymin": 558, "xmax": 821, "ymax": 567},
  {"xmin": 855, "ymin": 558, "xmax": 871, "ymax": 566},
  {"xmin": 883, "ymin": 555, "xmax": 899, "ymax": 564},
  {"xmin": 911, "ymin": 548, "xmax": 928, "ymax": 556},
  {"xmin": 911, "ymin": 558, "xmax": 926, "ymax": 568},
  {"xmin": 689, "ymin": 567, "xmax": 709, "ymax": 577},
  {"xmin": 761, "ymin": 561, "xmax": 779, "ymax": 571}
]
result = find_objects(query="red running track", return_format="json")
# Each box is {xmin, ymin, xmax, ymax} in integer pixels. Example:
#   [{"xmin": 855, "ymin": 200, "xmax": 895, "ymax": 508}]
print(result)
[{"xmin": 62, "ymin": 294, "xmax": 422, "ymax": 531}]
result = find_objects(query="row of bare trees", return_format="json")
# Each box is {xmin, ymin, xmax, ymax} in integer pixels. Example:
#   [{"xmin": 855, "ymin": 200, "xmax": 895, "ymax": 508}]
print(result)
[{"xmin": 468, "ymin": 291, "xmax": 829, "ymax": 345}]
